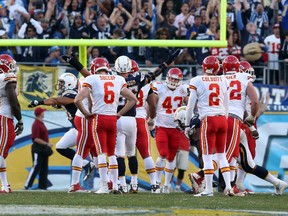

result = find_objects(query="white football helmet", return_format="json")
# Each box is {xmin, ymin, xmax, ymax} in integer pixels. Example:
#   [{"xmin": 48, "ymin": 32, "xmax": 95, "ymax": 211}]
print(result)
[
  {"xmin": 114, "ymin": 55, "xmax": 132, "ymax": 73},
  {"xmin": 57, "ymin": 73, "xmax": 77, "ymax": 91},
  {"xmin": 174, "ymin": 106, "xmax": 188, "ymax": 130}
]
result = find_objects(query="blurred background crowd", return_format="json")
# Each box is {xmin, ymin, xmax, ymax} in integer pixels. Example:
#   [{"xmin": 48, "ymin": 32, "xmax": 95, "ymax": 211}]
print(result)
[{"xmin": 0, "ymin": 0, "xmax": 287, "ymax": 85}]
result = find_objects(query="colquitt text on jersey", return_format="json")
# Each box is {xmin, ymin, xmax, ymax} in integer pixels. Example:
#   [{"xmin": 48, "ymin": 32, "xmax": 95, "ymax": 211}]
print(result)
[{"xmin": 201, "ymin": 76, "xmax": 223, "ymax": 82}]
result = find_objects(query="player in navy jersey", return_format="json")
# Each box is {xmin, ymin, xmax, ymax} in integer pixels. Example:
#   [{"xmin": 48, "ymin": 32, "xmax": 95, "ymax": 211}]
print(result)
[{"xmin": 28, "ymin": 73, "xmax": 95, "ymax": 179}]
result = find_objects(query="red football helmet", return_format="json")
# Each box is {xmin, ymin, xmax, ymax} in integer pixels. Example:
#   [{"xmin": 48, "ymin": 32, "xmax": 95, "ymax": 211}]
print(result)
[
  {"xmin": 202, "ymin": 56, "xmax": 220, "ymax": 75},
  {"xmin": 240, "ymin": 61, "xmax": 256, "ymax": 81},
  {"xmin": 222, "ymin": 55, "xmax": 240, "ymax": 74},
  {"xmin": 165, "ymin": 67, "xmax": 183, "ymax": 89},
  {"xmin": 130, "ymin": 60, "xmax": 139, "ymax": 73},
  {"xmin": 90, "ymin": 57, "xmax": 110, "ymax": 74},
  {"xmin": 0, "ymin": 54, "xmax": 18, "ymax": 74}
]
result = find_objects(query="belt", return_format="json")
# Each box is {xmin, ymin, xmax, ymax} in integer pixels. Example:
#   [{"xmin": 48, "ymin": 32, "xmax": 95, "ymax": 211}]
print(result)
[{"xmin": 228, "ymin": 113, "xmax": 243, "ymax": 122}]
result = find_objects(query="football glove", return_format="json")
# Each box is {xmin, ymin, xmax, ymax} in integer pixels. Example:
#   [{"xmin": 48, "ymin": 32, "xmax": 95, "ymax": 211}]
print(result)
[
  {"xmin": 248, "ymin": 125, "xmax": 259, "ymax": 139},
  {"xmin": 62, "ymin": 53, "xmax": 84, "ymax": 71},
  {"xmin": 28, "ymin": 100, "xmax": 41, "ymax": 108},
  {"xmin": 244, "ymin": 115, "xmax": 255, "ymax": 127},
  {"xmin": 164, "ymin": 49, "xmax": 182, "ymax": 65},
  {"xmin": 147, "ymin": 118, "xmax": 155, "ymax": 131},
  {"xmin": 15, "ymin": 120, "xmax": 23, "ymax": 136},
  {"xmin": 184, "ymin": 127, "xmax": 193, "ymax": 139}
]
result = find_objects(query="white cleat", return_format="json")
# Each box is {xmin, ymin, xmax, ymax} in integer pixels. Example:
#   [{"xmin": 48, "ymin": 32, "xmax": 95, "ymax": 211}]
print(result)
[
  {"xmin": 274, "ymin": 180, "xmax": 288, "ymax": 195},
  {"xmin": 95, "ymin": 187, "xmax": 110, "ymax": 194},
  {"xmin": 161, "ymin": 185, "xmax": 170, "ymax": 194}
]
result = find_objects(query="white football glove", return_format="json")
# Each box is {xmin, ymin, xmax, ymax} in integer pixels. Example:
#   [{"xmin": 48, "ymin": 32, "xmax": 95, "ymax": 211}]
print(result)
[
  {"xmin": 248, "ymin": 125, "xmax": 259, "ymax": 139},
  {"xmin": 147, "ymin": 118, "xmax": 155, "ymax": 131},
  {"xmin": 184, "ymin": 127, "xmax": 192, "ymax": 139},
  {"xmin": 244, "ymin": 115, "xmax": 255, "ymax": 127}
]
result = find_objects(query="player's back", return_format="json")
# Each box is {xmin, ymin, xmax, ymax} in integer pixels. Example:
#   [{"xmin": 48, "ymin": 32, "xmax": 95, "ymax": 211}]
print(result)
[
  {"xmin": 225, "ymin": 72, "xmax": 250, "ymax": 120},
  {"xmin": 189, "ymin": 75, "xmax": 229, "ymax": 119},
  {"xmin": 0, "ymin": 72, "xmax": 17, "ymax": 119},
  {"xmin": 136, "ymin": 83, "xmax": 152, "ymax": 118},
  {"xmin": 83, "ymin": 74, "xmax": 126, "ymax": 115},
  {"xmin": 76, "ymin": 76, "xmax": 89, "ymax": 118}
]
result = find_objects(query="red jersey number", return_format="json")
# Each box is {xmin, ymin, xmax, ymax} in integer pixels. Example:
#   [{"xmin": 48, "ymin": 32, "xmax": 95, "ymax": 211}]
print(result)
[
  {"xmin": 230, "ymin": 80, "xmax": 241, "ymax": 100},
  {"xmin": 209, "ymin": 83, "xmax": 220, "ymax": 106},
  {"xmin": 162, "ymin": 96, "xmax": 183, "ymax": 114},
  {"xmin": 104, "ymin": 82, "xmax": 115, "ymax": 104}
]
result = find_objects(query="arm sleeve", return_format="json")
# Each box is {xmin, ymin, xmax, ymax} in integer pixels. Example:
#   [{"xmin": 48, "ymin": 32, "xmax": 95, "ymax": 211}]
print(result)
[{"xmin": 30, "ymin": 18, "xmax": 43, "ymax": 34}]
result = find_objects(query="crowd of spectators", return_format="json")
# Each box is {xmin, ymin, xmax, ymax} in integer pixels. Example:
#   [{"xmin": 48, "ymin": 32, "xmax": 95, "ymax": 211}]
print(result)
[{"xmin": 0, "ymin": 0, "xmax": 287, "ymax": 85}]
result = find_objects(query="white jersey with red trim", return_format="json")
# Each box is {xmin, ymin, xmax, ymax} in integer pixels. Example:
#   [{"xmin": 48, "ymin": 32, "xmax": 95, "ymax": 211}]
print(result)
[
  {"xmin": 152, "ymin": 82, "xmax": 188, "ymax": 128},
  {"xmin": 0, "ymin": 72, "xmax": 18, "ymax": 119},
  {"xmin": 83, "ymin": 74, "xmax": 126, "ymax": 115},
  {"xmin": 75, "ymin": 76, "xmax": 89, "ymax": 118},
  {"xmin": 136, "ymin": 83, "xmax": 152, "ymax": 119},
  {"xmin": 189, "ymin": 75, "xmax": 229, "ymax": 120},
  {"xmin": 225, "ymin": 72, "xmax": 250, "ymax": 120},
  {"xmin": 264, "ymin": 34, "xmax": 280, "ymax": 70}
]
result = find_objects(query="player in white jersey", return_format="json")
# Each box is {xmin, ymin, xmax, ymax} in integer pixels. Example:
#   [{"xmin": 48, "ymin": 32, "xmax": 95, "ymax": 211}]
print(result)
[
  {"xmin": 0, "ymin": 54, "xmax": 23, "ymax": 193},
  {"xmin": 74, "ymin": 59, "xmax": 137, "ymax": 194},
  {"xmin": 233, "ymin": 62, "xmax": 288, "ymax": 195},
  {"xmin": 222, "ymin": 55, "xmax": 259, "ymax": 183},
  {"xmin": 135, "ymin": 81, "xmax": 158, "ymax": 192},
  {"xmin": 151, "ymin": 68, "xmax": 189, "ymax": 193},
  {"xmin": 185, "ymin": 56, "xmax": 233, "ymax": 196}
]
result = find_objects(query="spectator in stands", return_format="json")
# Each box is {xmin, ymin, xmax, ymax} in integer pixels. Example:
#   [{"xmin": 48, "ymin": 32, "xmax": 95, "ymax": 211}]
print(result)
[
  {"xmin": 206, "ymin": 15, "xmax": 218, "ymax": 37},
  {"xmin": 206, "ymin": 0, "xmax": 220, "ymax": 25},
  {"xmin": 282, "ymin": 0, "xmax": 288, "ymax": 32},
  {"xmin": 87, "ymin": 46, "xmax": 101, "ymax": 65},
  {"xmin": 228, "ymin": 30, "xmax": 242, "ymax": 59},
  {"xmin": 191, "ymin": 25, "xmax": 213, "ymax": 75},
  {"xmin": 160, "ymin": 0, "xmax": 176, "ymax": 18},
  {"xmin": 109, "ymin": 29, "xmax": 132, "ymax": 60},
  {"xmin": 109, "ymin": 3, "xmax": 133, "ymax": 33},
  {"xmin": 174, "ymin": 2, "xmax": 194, "ymax": 39},
  {"xmin": 264, "ymin": 23, "xmax": 281, "ymax": 85},
  {"xmin": 44, "ymin": 46, "xmax": 65, "ymax": 66},
  {"xmin": 18, "ymin": 22, "xmax": 45, "ymax": 63},
  {"xmin": 96, "ymin": 0, "xmax": 114, "ymax": 16},
  {"xmin": 186, "ymin": 15, "xmax": 202, "ymax": 40},
  {"xmin": 145, "ymin": 27, "xmax": 171, "ymax": 67},
  {"xmin": 156, "ymin": 3, "xmax": 179, "ymax": 39},
  {"xmin": 249, "ymin": 2, "xmax": 269, "ymax": 39},
  {"xmin": 0, "ymin": 29, "xmax": 14, "ymax": 57},
  {"xmin": 7, "ymin": 0, "xmax": 30, "ymax": 28}
]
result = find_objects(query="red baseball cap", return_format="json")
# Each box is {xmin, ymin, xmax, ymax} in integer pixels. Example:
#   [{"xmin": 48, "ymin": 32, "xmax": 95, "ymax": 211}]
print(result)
[{"xmin": 34, "ymin": 107, "xmax": 46, "ymax": 116}]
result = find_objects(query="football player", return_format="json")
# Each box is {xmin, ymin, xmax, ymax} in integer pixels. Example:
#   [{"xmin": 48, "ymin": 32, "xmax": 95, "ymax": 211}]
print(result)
[{"xmin": 0, "ymin": 54, "xmax": 23, "ymax": 193}]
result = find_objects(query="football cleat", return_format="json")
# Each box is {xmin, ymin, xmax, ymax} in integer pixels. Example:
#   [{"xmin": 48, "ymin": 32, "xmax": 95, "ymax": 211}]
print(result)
[
  {"xmin": 194, "ymin": 191, "xmax": 214, "ymax": 197},
  {"xmin": 233, "ymin": 185, "xmax": 253, "ymax": 195},
  {"xmin": 161, "ymin": 185, "xmax": 170, "ymax": 194},
  {"xmin": 7, "ymin": 185, "xmax": 12, "ymax": 193},
  {"xmin": 119, "ymin": 185, "xmax": 128, "ymax": 194},
  {"xmin": 274, "ymin": 180, "xmax": 288, "ymax": 195},
  {"xmin": 68, "ymin": 183, "xmax": 91, "ymax": 193},
  {"xmin": 110, "ymin": 190, "xmax": 122, "ymax": 194},
  {"xmin": 150, "ymin": 184, "xmax": 160, "ymax": 193},
  {"xmin": 129, "ymin": 184, "xmax": 138, "ymax": 194},
  {"xmin": 83, "ymin": 162, "xmax": 96, "ymax": 181},
  {"xmin": 95, "ymin": 187, "xmax": 110, "ymax": 194},
  {"xmin": 189, "ymin": 172, "xmax": 205, "ymax": 194}
]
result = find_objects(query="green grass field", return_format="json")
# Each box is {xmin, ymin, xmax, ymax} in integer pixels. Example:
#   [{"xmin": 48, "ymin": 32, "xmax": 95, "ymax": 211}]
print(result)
[{"xmin": 0, "ymin": 191, "xmax": 288, "ymax": 215}]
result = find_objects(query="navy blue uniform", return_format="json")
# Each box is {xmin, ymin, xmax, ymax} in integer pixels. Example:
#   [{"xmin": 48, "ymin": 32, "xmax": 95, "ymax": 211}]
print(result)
[{"xmin": 61, "ymin": 89, "xmax": 78, "ymax": 128}]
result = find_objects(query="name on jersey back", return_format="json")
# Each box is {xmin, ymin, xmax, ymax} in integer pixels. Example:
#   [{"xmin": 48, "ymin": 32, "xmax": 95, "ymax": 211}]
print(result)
[
  {"xmin": 201, "ymin": 76, "xmax": 223, "ymax": 82},
  {"xmin": 100, "ymin": 75, "xmax": 116, "ymax": 80}
]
